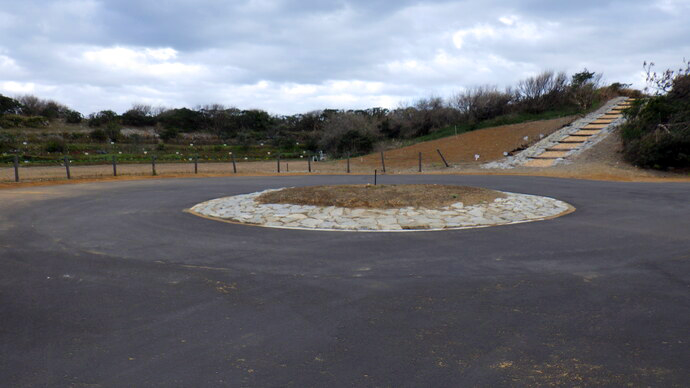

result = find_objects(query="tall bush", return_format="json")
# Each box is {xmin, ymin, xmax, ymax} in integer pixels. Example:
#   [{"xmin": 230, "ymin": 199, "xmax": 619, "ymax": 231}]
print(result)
[
  {"xmin": 318, "ymin": 113, "xmax": 379, "ymax": 156},
  {"xmin": 516, "ymin": 71, "xmax": 569, "ymax": 113},
  {"xmin": 0, "ymin": 94, "xmax": 22, "ymax": 114},
  {"xmin": 621, "ymin": 60, "xmax": 690, "ymax": 169},
  {"xmin": 452, "ymin": 86, "xmax": 513, "ymax": 122}
]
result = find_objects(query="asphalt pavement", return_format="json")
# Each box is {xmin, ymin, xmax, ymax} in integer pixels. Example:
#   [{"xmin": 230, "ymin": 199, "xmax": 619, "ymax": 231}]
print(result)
[{"xmin": 0, "ymin": 174, "xmax": 688, "ymax": 387}]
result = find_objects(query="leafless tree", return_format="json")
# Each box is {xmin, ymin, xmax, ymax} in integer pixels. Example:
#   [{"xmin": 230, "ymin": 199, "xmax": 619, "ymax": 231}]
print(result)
[
  {"xmin": 318, "ymin": 112, "xmax": 380, "ymax": 156},
  {"xmin": 452, "ymin": 85, "xmax": 513, "ymax": 122},
  {"xmin": 516, "ymin": 71, "xmax": 569, "ymax": 112}
]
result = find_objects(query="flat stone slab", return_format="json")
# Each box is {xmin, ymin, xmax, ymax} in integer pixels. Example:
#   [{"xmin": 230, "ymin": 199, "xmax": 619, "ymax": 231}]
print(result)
[
  {"xmin": 550, "ymin": 143, "xmax": 580, "ymax": 150},
  {"xmin": 572, "ymin": 129, "xmax": 600, "ymax": 136},
  {"xmin": 583, "ymin": 123, "xmax": 608, "ymax": 129},
  {"xmin": 536, "ymin": 150, "xmax": 570, "ymax": 158},
  {"xmin": 523, "ymin": 158, "xmax": 556, "ymax": 167},
  {"xmin": 189, "ymin": 188, "xmax": 573, "ymax": 232},
  {"xmin": 561, "ymin": 136, "xmax": 587, "ymax": 143}
]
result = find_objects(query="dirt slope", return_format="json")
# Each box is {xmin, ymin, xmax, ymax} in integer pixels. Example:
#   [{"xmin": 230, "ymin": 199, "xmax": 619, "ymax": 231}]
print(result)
[{"xmin": 353, "ymin": 116, "xmax": 577, "ymax": 169}]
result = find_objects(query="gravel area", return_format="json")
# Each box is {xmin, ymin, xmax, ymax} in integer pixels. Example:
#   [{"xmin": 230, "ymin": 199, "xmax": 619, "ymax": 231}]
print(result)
[{"xmin": 190, "ymin": 188, "xmax": 573, "ymax": 232}]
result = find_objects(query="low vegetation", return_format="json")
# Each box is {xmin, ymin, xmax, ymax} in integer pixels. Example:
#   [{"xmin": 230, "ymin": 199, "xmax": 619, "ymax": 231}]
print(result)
[{"xmin": 621, "ymin": 60, "xmax": 690, "ymax": 170}]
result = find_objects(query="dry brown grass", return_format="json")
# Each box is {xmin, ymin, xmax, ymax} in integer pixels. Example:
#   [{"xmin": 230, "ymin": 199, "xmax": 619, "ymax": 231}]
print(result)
[{"xmin": 255, "ymin": 184, "xmax": 505, "ymax": 209}]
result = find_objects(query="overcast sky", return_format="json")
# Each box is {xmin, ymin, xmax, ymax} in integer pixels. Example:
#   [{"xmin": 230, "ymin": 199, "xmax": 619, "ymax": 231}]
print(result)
[{"xmin": 1, "ymin": 0, "xmax": 688, "ymax": 115}]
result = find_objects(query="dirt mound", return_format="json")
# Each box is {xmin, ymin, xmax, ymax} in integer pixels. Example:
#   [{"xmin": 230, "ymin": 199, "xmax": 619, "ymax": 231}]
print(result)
[
  {"xmin": 350, "ymin": 116, "xmax": 576, "ymax": 170},
  {"xmin": 256, "ymin": 184, "xmax": 505, "ymax": 209}
]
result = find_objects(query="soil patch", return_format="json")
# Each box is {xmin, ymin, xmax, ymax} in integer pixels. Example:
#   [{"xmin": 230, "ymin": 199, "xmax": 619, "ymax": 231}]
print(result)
[
  {"xmin": 350, "ymin": 116, "xmax": 577, "ymax": 170},
  {"xmin": 255, "ymin": 184, "xmax": 505, "ymax": 209}
]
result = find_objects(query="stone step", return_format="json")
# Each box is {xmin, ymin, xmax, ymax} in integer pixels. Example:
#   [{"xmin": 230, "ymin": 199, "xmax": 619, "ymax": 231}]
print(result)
[
  {"xmin": 583, "ymin": 124, "xmax": 608, "ymax": 129},
  {"xmin": 547, "ymin": 145, "xmax": 580, "ymax": 151},
  {"xmin": 530, "ymin": 156, "xmax": 562, "ymax": 160},
  {"xmin": 572, "ymin": 129, "xmax": 601, "ymax": 136},
  {"xmin": 546, "ymin": 148, "xmax": 577, "ymax": 152},
  {"xmin": 535, "ymin": 151, "xmax": 569, "ymax": 159},
  {"xmin": 560, "ymin": 136, "xmax": 588, "ymax": 143},
  {"xmin": 523, "ymin": 158, "xmax": 556, "ymax": 167}
]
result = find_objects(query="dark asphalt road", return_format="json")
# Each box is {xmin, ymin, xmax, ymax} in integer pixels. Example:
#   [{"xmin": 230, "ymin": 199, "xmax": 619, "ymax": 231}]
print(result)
[{"xmin": 0, "ymin": 175, "xmax": 688, "ymax": 387}]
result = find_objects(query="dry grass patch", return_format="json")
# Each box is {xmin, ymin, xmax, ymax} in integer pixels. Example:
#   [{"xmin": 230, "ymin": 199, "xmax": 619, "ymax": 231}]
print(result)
[{"xmin": 256, "ymin": 184, "xmax": 505, "ymax": 209}]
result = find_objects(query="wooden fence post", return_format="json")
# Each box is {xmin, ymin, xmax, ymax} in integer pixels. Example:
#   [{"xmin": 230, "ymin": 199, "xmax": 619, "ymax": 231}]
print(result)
[
  {"xmin": 380, "ymin": 151, "xmax": 386, "ymax": 173},
  {"xmin": 13, "ymin": 155, "xmax": 19, "ymax": 182},
  {"xmin": 64, "ymin": 156, "xmax": 71, "ymax": 179},
  {"xmin": 437, "ymin": 149, "xmax": 449, "ymax": 167},
  {"xmin": 112, "ymin": 155, "xmax": 117, "ymax": 176}
]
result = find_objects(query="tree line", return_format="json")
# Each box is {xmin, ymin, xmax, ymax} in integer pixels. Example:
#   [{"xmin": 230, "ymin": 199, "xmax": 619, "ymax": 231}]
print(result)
[{"xmin": 1, "ymin": 69, "xmax": 638, "ymax": 157}]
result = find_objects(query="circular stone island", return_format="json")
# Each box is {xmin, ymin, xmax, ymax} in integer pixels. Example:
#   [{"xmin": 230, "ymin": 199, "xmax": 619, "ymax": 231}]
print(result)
[{"xmin": 189, "ymin": 184, "xmax": 574, "ymax": 232}]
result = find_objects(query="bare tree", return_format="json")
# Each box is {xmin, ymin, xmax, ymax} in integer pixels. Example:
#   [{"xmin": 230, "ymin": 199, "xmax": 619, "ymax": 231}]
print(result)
[
  {"xmin": 452, "ymin": 85, "xmax": 513, "ymax": 122},
  {"xmin": 16, "ymin": 94, "xmax": 43, "ymax": 115},
  {"xmin": 318, "ymin": 112, "xmax": 380, "ymax": 156},
  {"xmin": 130, "ymin": 103, "xmax": 153, "ymax": 116},
  {"xmin": 516, "ymin": 71, "xmax": 569, "ymax": 112}
]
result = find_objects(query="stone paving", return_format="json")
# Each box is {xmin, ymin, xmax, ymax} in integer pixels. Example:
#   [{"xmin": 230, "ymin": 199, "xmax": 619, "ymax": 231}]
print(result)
[{"xmin": 190, "ymin": 188, "xmax": 573, "ymax": 232}]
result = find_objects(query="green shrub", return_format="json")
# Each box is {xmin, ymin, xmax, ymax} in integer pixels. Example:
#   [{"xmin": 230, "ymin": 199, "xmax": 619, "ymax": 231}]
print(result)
[
  {"xmin": 318, "ymin": 113, "xmax": 378, "ymax": 156},
  {"xmin": 43, "ymin": 138, "xmax": 66, "ymax": 153},
  {"xmin": 157, "ymin": 108, "xmax": 203, "ymax": 132},
  {"xmin": 90, "ymin": 128, "xmax": 108, "ymax": 142},
  {"xmin": 335, "ymin": 129, "xmax": 375, "ymax": 156},
  {"xmin": 104, "ymin": 122, "xmax": 121, "ymax": 142},
  {"xmin": 159, "ymin": 127, "xmax": 179, "ymax": 142},
  {"xmin": 0, "ymin": 114, "xmax": 48, "ymax": 128},
  {"xmin": 65, "ymin": 110, "xmax": 83, "ymax": 124},
  {"xmin": 121, "ymin": 105, "xmax": 156, "ymax": 126},
  {"xmin": 0, "ymin": 94, "xmax": 22, "ymax": 114},
  {"xmin": 88, "ymin": 110, "xmax": 118, "ymax": 127},
  {"xmin": 621, "ymin": 63, "xmax": 690, "ymax": 170},
  {"xmin": 24, "ymin": 116, "xmax": 48, "ymax": 128},
  {"xmin": 0, "ymin": 114, "xmax": 24, "ymax": 128},
  {"xmin": 0, "ymin": 132, "xmax": 17, "ymax": 153}
]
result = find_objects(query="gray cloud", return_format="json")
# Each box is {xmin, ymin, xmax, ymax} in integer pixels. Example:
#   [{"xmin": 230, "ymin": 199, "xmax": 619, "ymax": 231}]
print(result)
[{"xmin": 0, "ymin": 0, "xmax": 688, "ymax": 115}]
